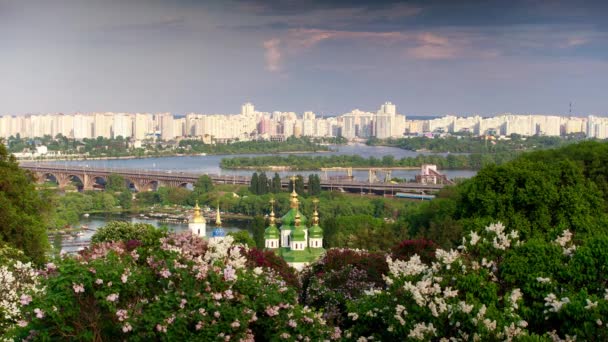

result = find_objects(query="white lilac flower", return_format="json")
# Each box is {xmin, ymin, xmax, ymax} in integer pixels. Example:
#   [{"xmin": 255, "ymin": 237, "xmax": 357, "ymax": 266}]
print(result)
[
  {"xmin": 386, "ymin": 255, "xmax": 428, "ymax": 278},
  {"xmin": 159, "ymin": 268, "xmax": 171, "ymax": 278},
  {"xmin": 469, "ymin": 231, "xmax": 481, "ymax": 246},
  {"xmin": 20, "ymin": 294, "xmax": 32, "ymax": 305},
  {"xmin": 34, "ymin": 308, "xmax": 45, "ymax": 319},
  {"xmin": 72, "ymin": 283, "xmax": 85, "ymax": 293},
  {"xmin": 544, "ymin": 293, "xmax": 570, "ymax": 312},
  {"xmin": 435, "ymin": 249, "xmax": 460, "ymax": 268},
  {"xmin": 122, "ymin": 323, "xmax": 132, "ymax": 333},
  {"xmin": 107, "ymin": 293, "xmax": 119, "ymax": 302},
  {"xmin": 510, "ymin": 288, "xmax": 523, "ymax": 309},
  {"xmin": 408, "ymin": 322, "xmax": 437, "ymax": 340},
  {"xmin": 584, "ymin": 299, "xmax": 598, "ymax": 310},
  {"xmin": 223, "ymin": 265, "xmax": 237, "ymax": 281}
]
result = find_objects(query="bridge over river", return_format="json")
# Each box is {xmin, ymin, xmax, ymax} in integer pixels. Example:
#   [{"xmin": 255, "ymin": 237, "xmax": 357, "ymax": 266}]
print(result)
[{"xmin": 20, "ymin": 163, "xmax": 447, "ymax": 195}]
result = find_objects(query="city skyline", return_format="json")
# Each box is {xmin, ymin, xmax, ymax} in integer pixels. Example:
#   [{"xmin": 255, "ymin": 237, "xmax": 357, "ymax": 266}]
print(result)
[
  {"xmin": 3, "ymin": 102, "xmax": 608, "ymax": 142},
  {"xmin": 2, "ymin": 0, "xmax": 608, "ymax": 115}
]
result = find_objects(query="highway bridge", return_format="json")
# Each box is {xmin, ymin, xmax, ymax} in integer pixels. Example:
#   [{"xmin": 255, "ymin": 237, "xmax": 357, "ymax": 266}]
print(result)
[{"xmin": 19, "ymin": 163, "xmax": 447, "ymax": 195}]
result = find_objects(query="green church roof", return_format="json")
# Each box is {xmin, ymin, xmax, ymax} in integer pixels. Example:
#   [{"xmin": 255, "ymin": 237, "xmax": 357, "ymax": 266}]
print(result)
[
  {"xmin": 281, "ymin": 208, "xmax": 307, "ymax": 228},
  {"xmin": 292, "ymin": 227, "xmax": 306, "ymax": 241},
  {"xmin": 264, "ymin": 224, "xmax": 280, "ymax": 239},
  {"xmin": 309, "ymin": 224, "xmax": 323, "ymax": 238}
]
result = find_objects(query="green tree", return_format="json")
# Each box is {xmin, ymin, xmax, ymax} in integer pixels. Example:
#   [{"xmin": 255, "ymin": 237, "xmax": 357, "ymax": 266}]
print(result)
[
  {"xmin": 228, "ymin": 230, "xmax": 256, "ymax": 248},
  {"xmin": 250, "ymin": 172, "xmax": 259, "ymax": 194},
  {"xmin": 295, "ymin": 175, "xmax": 305, "ymax": 195},
  {"xmin": 0, "ymin": 141, "xmax": 49, "ymax": 264},
  {"xmin": 118, "ymin": 191, "xmax": 132, "ymax": 209},
  {"xmin": 105, "ymin": 173, "xmax": 127, "ymax": 192},
  {"xmin": 308, "ymin": 174, "xmax": 321, "ymax": 196},
  {"xmin": 251, "ymin": 215, "xmax": 266, "ymax": 248},
  {"xmin": 91, "ymin": 221, "xmax": 167, "ymax": 247},
  {"xmin": 193, "ymin": 175, "xmax": 214, "ymax": 195},
  {"xmin": 271, "ymin": 173, "xmax": 282, "ymax": 193},
  {"xmin": 258, "ymin": 172, "xmax": 269, "ymax": 195}
]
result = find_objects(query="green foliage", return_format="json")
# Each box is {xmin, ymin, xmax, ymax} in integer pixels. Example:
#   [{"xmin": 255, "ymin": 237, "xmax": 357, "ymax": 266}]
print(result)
[
  {"xmin": 307, "ymin": 174, "xmax": 321, "ymax": 196},
  {"xmin": 91, "ymin": 221, "xmax": 167, "ymax": 247},
  {"xmin": 271, "ymin": 173, "xmax": 282, "ymax": 193},
  {"xmin": 178, "ymin": 136, "xmax": 328, "ymax": 154},
  {"xmin": 250, "ymin": 215, "xmax": 266, "ymax": 249},
  {"xmin": 157, "ymin": 186, "xmax": 191, "ymax": 206},
  {"xmin": 405, "ymin": 141, "xmax": 608, "ymax": 249},
  {"xmin": 221, "ymin": 152, "xmax": 517, "ymax": 171},
  {"xmin": 105, "ymin": 173, "xmax": 127, "ymax": 192},
  {"xmin": 250, "ymin": 172, "xmax": 259, "ymax": 194},
  {"xmin": 227, "ymin": 230, "xmax": 256, "ymax": 248},
  {"xmin": 368, "ymin": 135, "xmax": 572, "ymax": 153},
  {"xmin": 324, "ymin": 215, "xmax": 409, "ymax": 251},
  {"xmin": 193, "ymin": 175, "xmax": 214, "ymax": 195},
  {"xmin": 0, "ymin": 141, "xmax": 49, "ymax": 264}
]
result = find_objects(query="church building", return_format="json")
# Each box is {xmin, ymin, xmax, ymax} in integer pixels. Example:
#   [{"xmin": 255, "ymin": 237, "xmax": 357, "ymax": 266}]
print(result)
[
  {"xmin": 264, "ymin": 186, "xmax": 325, "ymax": 270},
  {"xmin": 189, "ymin": 201, "xmax": 225, "ymax": 241}
]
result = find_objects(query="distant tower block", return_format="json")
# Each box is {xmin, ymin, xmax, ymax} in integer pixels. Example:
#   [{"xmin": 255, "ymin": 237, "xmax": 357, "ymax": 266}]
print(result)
[{"xmin": 189, "ymin": 201, "xmax": 206, "ymax": 237}]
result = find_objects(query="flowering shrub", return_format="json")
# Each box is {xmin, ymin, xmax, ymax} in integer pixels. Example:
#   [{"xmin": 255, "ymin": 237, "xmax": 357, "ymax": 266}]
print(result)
[
  {"xmin": 345, "ymin": 223, "xmax": 608, "ymax": 341},
  {"xmin": 242, "ymin": 247, "xmax": 300, "ymax": 289},
  {"xmin": 0, "ymin": 245, "xmax": 40, "ymax": 336},
  {"xmin": 301, "ymin": 249, "xmax": 388, "ymax": 326},
  {"xmin": 9, "ymin": 233, "xmax": 335, "ymax": 340}
]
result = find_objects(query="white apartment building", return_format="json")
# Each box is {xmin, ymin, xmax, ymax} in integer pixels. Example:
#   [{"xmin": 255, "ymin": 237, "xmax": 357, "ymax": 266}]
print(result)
[
  {"xmin": 159, "ymin": 113, "xmax": 175, "ymax": 140},
  {"xmin": 342, "ymin": 109, "xmax": 374, "ymax": 139},
  {"xmin": 587, "ymin": 115, "xmax": 608, "ymax": 139},
  {"xmin": 112, "ymin": 114, "xmax": 132, "ymax": 139}
]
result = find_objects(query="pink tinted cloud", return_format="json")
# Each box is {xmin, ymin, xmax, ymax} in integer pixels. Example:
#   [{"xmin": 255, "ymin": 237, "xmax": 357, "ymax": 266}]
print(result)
[
  {"xmin": 286, "ymin": 28, "xmax": 407, "ymax": 50},
  {"xmin": 263, "ymin": 38, "xmax": 282, "ymax": 72},
  {"xmin": 560, "ymin": 36, "xmax": 590, "ymax": 48},
  {"xmin": 407, "ymin": 44, "xmax": 459, "ymax": 60}
]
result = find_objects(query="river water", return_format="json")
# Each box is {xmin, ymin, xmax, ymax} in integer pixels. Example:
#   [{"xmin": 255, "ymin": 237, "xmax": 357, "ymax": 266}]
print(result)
[
  {"xmin": 51, "ymin": 144, "xmax": 477, "ymax": 181},
  {"xmin": 57, "ymin": 214, "xmax": 248, "ymax": 253}
]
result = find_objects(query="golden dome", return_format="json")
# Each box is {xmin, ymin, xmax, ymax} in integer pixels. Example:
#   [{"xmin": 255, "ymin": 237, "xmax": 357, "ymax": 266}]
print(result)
[
  {"xmin": 215, "ymin": 205, "xmax": 222, "ymax": 227},
  {"xmin": 289, "ymin": 175, "xmax": 299, "ymax": 209},
  {"xmin": 191, "ymin": 201, "xmax": 206, "ymax": 224}
]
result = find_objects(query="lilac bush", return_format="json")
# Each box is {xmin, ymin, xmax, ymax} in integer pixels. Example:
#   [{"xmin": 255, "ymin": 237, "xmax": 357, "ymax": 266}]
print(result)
[{"xmin": 8, "ymin": 233, "xmax": 335, "ymax": 341}]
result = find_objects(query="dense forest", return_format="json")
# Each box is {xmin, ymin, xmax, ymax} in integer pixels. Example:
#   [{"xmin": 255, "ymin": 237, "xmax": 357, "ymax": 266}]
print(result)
[{"xmin": 2, "ymin": 140, "xmax": 608, "ymax": 340}]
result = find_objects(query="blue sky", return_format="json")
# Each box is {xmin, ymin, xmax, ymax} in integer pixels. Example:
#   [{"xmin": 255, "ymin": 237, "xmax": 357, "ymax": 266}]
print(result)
[{"xmin": 1, "ymin": 0, "xmax": 607, "ymax": 116}]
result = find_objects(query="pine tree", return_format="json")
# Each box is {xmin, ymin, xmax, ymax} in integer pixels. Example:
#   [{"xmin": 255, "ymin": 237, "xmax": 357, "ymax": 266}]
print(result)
[
  {"xmin": 251, "ymin": 215, "xmax": 266, "ymax": 248},
  {"xmin": 250, "ymin": 172, "xmax": 259, "ymax": 194},
  {"xmin": 308, "ymin": 174, "xmax": 321, "ymax": 196},
  {"xmin": 258, "ymin": 172, "xmax": 269, "ymax": 195},
  {"xmin": 295, "ymin": 175, "xmax": 305, "ymax": 195},
  {"xmin": 271, "ymin": 173, "xmax": 282, "ymax": 193}
]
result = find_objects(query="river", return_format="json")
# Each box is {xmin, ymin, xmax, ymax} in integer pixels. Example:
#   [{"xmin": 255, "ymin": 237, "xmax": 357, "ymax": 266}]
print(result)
[
  {"xmin": 56, "ymin": 214, "xmax": 249, "ymax": 253},
  {"xmin": 50, "ymin": 144, "xmax": 477, "ymax": 181}
]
